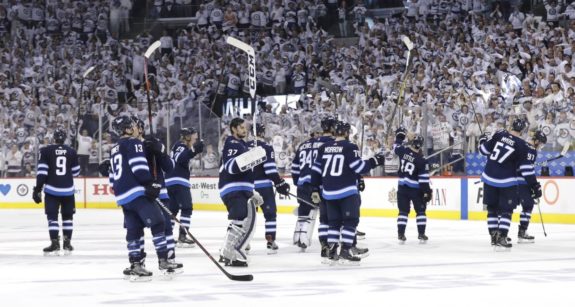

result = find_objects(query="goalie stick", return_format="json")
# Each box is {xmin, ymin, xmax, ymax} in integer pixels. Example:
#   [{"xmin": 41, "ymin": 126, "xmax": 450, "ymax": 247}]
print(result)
[
  {"xmin": 225, "ymin": 36, "xmax": 256, "ymax": 99},
  {"xmin": 144, "ymin": 40, "xmax": 162, "ymax": 136},
  {"xmin": 154, "ymin": 199, "xmax": 254, "ymax": 282}
]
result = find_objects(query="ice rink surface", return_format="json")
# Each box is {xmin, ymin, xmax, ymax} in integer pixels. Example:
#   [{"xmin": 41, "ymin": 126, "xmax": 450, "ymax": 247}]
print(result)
[{"xmin": 1, "ymin": 209, "xmax": 575, "ymax": 307}]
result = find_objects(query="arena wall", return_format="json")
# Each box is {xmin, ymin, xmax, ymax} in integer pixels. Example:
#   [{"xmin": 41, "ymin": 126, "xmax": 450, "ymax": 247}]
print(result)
[{"xmin": 0, "ymin": 177, "xmax": 573, "ymax": 224}]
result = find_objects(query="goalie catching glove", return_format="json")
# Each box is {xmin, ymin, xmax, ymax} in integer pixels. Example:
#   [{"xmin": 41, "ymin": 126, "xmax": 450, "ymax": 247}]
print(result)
[{"xmin": 274, "ymin": 179, "xmax": 290, "ymax": 196}]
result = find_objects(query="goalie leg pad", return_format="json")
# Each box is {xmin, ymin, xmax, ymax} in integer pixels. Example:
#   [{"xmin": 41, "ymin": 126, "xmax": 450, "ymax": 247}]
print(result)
[
  {"xmin": 221, "ymin": 197, "xmax": 257, "ymax": 262},
  {"xmin": 293, "ymin": 208, "xmax": 318, "ymax": 249}
]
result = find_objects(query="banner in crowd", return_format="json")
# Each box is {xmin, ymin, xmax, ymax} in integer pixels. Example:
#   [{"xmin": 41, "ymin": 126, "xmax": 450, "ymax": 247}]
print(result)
[
  {"xmin": 214, "ymin": 94, "xmax": 302, "ymax": 117},
  {"xmin": 466, "ymin": 151, "xmax": 575, "ymax": 176}
]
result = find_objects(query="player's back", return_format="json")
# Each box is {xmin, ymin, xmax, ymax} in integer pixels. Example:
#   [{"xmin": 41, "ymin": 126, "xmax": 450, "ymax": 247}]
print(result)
[
  {"xmin": 165, "ymin": 140, "xmax": 192, "ymax": 187},
  {"xmin": 291, "ymin": 137, "xmax": 316, "ymax": 186},
  {"xmin": 394, "ymin": 144, "xmax": 429, "ymax": 189},
  {"xmin": 517, "ymin": 143, "xmax": 537, "ymax": 186},
  {"xmin": 480, "ymin": 130, "xmax": 527, "ymax": 187},
  {"xmin": 315, "ymin": 140, "xmax": 361, "ymax": 200},
  {"xmin": 109, "ymin": 137, "xmax": 152, "ymax": 205},
  {"xmin": 39, "ymin": 144, "xmax": 80, "ymax": 196}
]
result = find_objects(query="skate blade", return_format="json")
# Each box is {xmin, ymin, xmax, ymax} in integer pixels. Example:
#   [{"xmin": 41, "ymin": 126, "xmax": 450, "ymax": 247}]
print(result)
[
  {"xmin": 517, "ymin": 239, "xmax": 534, "ymax": 244},
  {"xmin": 356, "ymin": 235, "xmax": 366, "ymax": 240},
  {"xmin": 128, "ymin": 275, "xmax": 153, "ymax": 282},
  {"xmin": 338, "ymin": 259, "xmax": 361, "ymax": 266},
  {"xmin": 176, "ymin": 243, "xmax": 196, "ymax": 248},
  {"xmin": 398, "ymin": 240, "xmax": 406, "ymax": 245},
  {"xmin": 320, "ymin": 257, "xmax": 332, "ymax": 265},
  {"xmin": 356, "ymin": 252, "xmax": 370, "ymax": 259},
  {"xmin": 266, "ymin": 249, "xmax": 278, "ymax": 255},
  {"xmin": 322, "ymin": 259, "xmax": 338, "ymax": 266},
  {"xmin": 493, "ymin": 246, "xmax": 512, "ymax": 252},
  {"xmin": 43, "ymin": 251, "xmax": 61, "ymax": 256},
  {"xmin": 158, "ymin": 270, "xmax": 176, "ymax": 281},
  {"xmin": 419, "ymin": 240, "xmax": 428, "ymax": 245},
  {"xmin": 62, "ymin": 250, "xmax": 73, "ymax": 256}
]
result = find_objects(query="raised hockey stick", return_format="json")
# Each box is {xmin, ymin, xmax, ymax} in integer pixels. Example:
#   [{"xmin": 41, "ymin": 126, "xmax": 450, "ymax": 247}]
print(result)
[
  {"xmin": 535, "ymin": 199, "xmax": 547, "ymax": 237},
  {"xmin": 154, "ymin": 199, "xmax": 254, "ymax": 282},
  {"xmin": 384, "ymin": 35, "xmax": 414, "ymax": 141},
  {"xmin": 74, "ymin": 65, "xmax": 96, "ymax": 149},
  {"xmin": 225, "ymin": 36, "xmax": 256, "ymax": 99},
  {"xmin": 144, "ymin": 40, "xmax": 162, "ymax": 137},
  {"xmin": 538, "ymin": 142, "xmax": 569, "ymax": 166}
]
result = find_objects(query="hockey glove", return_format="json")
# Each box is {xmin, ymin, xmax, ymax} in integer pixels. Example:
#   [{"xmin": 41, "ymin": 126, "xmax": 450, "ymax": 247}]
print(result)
[
  {"xmin": 144, "ymin": 182, "xmax": 162, "ymax": 200},
  {"xmin": 275, "ymin": 179, "xmax": 290, "ymax": 196},
  {"xmin": 358, "ymin": 177, "xmax": 365, "ymax": 192},
  {"xmin": 250, "ymin": 191, "xmax": 264, "ymax": 207},
  {"xmin": 422, "ymin": 189, "xmax": 433, "ymax": 203},
  {"xmin": 478, "ymin": 133, "xmax": 489, "ymax": 146},
  {"xmin": 311, "ymin": 189, "xmax": 321, "ymax": 204},
  {"xmin": 98, "ymin": 159, "xmax": 111, "ymax": 177},
  {"xmin": 370, "ymin": 153, "xmax": 385, "ymax": 167},
  {"xmin": 395, "ymin": 127, "xmax": 407, "ymax": 142},
  {"xmin": 193, "ymin": 139, "xmax": 205, "ymax": 153},
  {"xmin": 144, "ymin": 137, "xmax": 166, "ymax": 156},
  {"xmin": 32, "ymin": 186, "xmax": 42, "ymax": 204},
  {"xmin": 530, "ymin": 181, "xmax": 542, "ymax": 199}
]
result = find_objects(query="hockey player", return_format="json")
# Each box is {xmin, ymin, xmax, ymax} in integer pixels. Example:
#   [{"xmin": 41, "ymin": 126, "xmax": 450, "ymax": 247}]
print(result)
[
  {"xmin": 310, "ymin": 121, "xmax": 384, "ymax": 264},
  {"xmin": 247, "ymin": 123, "xmax": 291, "ymax": 254},
  {"xmin": 218, "ymin": 117, "xmax": 265, "ymax": 267},
  {"xmin": 515, "ymin": 130, "xmax": 546, "ymax": 243},
  {"xmin": 478, "ymin": 118, "xmax": 539, "ymax": 250},
  {"xmin": 33, "ymin": 128, "xmax": 80, "ymax": 255},
  {"xmin": 291, "ymin": 115, "xmax": 336, "ymax": 254},
  {"xmin": 393, "ymin": 128, "xmax": 433, "ymax": 245},
  {"xmin": 165, "ymin": 127, "xmax": 204, "ymax": 247},
  {"xmin": 132, "ymin": 116, "xmax": 183, "ymax": 273},
  {"xmin": 108, "ymin": 116, "xmax": 178, "ymax": 281}
]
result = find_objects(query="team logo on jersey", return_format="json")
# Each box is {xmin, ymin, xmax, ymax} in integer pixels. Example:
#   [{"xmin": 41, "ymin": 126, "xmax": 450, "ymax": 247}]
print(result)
[
  {"xmin": 0, "ymin": 184, "xmax": 10, "ymax": 196},
  {"xmin": 16, "ymin": 184, "xmax": 28, "ymax": 196}
]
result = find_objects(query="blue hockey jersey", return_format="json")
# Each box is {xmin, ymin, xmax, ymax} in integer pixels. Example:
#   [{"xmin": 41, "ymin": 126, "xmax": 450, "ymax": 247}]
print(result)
[
  {"xmin": 393, "ymin": 140, "xmax": 431, "ymax": 191},
  {"xmin": 109, "ymin": 137, "xmax": 154, "ymax": 206},
  {"xmin": 218, "ymin": 136, "xmax": 254, "ymax": 197},
  {"xmin": 517, "ymin": 143, "xmax": 538, "ymax": 186},
  {"xmin": 165, "ymin": 141, "xmax": 199, "ymax": 188},
  {"xmin": 479, "ymin": 130, "xmax": 534, "ymax": 187},
  {"xmin": 291, "ymin": 135, "xmax": 333, "ymax": 186},
  {"xmin": 247, "ymin": 139, "xmax": 281, "ymax": 189},
  {"xmin": 144, "ymin": 142, "xmax": 175, "ymax": 200},
  {"xmin": 311, "ymin": 139, "xmax": 376, "ymax": 200},
  {"xmin": 36, "ymin": 144, "xmax": 80, "ymax": 196}
]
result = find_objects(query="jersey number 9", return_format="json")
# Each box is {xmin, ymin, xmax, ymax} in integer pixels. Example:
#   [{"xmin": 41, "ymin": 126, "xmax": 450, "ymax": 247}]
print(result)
[{"xmin": 56, "ymin": 156, "xmax": 67, "ymax": 176}]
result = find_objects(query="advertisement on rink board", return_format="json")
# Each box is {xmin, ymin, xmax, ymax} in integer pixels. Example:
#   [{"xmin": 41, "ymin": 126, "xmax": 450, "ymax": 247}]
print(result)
[{"xmin": 0, "ymin": 177, "xmax": 573, "ymax": 223}]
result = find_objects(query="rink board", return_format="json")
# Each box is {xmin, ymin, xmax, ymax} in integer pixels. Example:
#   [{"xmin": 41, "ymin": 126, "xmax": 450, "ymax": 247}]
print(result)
[{"xmin": 0, "ymin": 177, "xmax": 574, "ymax": 223}]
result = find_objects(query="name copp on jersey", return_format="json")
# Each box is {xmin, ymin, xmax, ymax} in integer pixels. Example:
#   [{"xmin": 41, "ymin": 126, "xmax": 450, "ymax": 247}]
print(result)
[
  {"xmin": 218, "ymin": 136, "xmax": 254, "ymax": 197},
  {"xmin": 109, "ymin": 138, "xmax": 153, "ymax": 206},
  {"xmin": 311, "ymin": 140, "xmax": 375, "ymax": 200},
  {"xmin": 36, "ymin": 145, "xmax": 80, "ymax": 196},
  {"xmin": 247, "ymin": 140, "xmax": 281, "ymax": 188},
  {"xmin": 165, "ymin": 140, "xmax": 197, "ymax": 188},
  {"xmin": 291, "ymin": 135, "xmax": 333, "ymax": 186},
  {"xmin": 393, "ymin": 142, "xmax": 430, "ymax": 190},
  {"xmin": 479, "ymin": 130, "xmax": 535, "ymax": 187}
]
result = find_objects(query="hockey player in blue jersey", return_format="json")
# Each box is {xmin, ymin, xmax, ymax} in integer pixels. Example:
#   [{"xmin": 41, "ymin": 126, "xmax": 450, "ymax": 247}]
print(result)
[
  {"xmin": 515, "ymin": 130, "xmax": 546, "ymax": 244},
  {"xmin": 247, "ymin": 123, "xmax": 291, "ymax": 254},
  {"xmin": 166, "ymin": 127, "xmax": 204, "ymax": 247},
  {"xmin": 291, "ymin": 115, "xmax": 336, "ymax": 254},
  {"xmin": 33, "ymin": 128, "xmax": 80, "ymax": 255},
  {"xmin": 393, "ymin": 128, "xmax": 432, "ymax": 245},
  {"xmin": 310, "ymin": 121, "xmax": 384, "ymax": 264},
  {"xmin": 218, "ymin": 117, "xmax": 265, "ymax": 267},
  {"xmin": 132, "ymin": 116, "xmax": 183, "ymax": 273},
  {"xmin": 478, "ymin": 118, "xmax": 538, "ymax": 250},
  {"xmin": 108, "ymin": 116, "xmax": 179, "ymax": 280}
]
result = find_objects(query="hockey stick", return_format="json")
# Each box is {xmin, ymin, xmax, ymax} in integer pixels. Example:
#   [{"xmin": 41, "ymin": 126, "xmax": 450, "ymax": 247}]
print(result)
[
  {"xmin": 384, "ymin": 35, "xmax": 414, "ymax": 140},
  {"xmin": 539, "ymin": 142, "xmax": 569, "ymax": 166},
  {"xmin": 144, "ymin": 40, "xmax": 162, "ymax": 137},
  {"xmin": 287, "ymin": 192, "xmax": 319, "ymax": 208},
  {"xmin": 225, "ymin": 36, "xmax": 256, "ymax": 99},
  {"xmin": 74, "ymin": 65, "xmax": 96, "ymax": 149},
  {"xmin": 535, "ymin": 199, "xmax": 547, "ymax": 237},
  {"xmin": 154, "ymin": 199, "xmax": 254, "ymax": 282}
]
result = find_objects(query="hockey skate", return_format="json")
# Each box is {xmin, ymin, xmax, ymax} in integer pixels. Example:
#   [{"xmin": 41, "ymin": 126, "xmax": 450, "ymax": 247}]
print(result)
[
  {"xmin": 266, "ymin": 235, "xmax": 278, "ymax": 255},
  {"xmin": 350, "ymin": 246, "xmax": 369, "ymax": 259},
  {"xmin": 43, "ymin": 238, "xmax": 61, "ymax": 256},
  {"xmin": 339, "ymin": 247, "xmax": 361, "ymax": 266},
  {"xmin": 418, "ymin": 234, "xmax": 429, "ymax": 244},
  {"xmin": 124, "ymin": 261, "xmax": 152, "ymax": 282},
  {"xmin": 518, "ymin": 229, "xmax": 535, "ymax": 244},
  {"xmin": 158, "ymin": 258, "xmax": 179, "ymax": 280},
  {"xmin": 490, "ymin": 231, "xmax": 497, "ymax": 246},
  {"xmin": 62, "ymin": 236, "xmax": 73, "ymax": 256},
  {"xmin": 494, "ymin": 232, "xmax": 512, "ymax": 252},
  {"xmin": 177, "ymin": 233, "xmax": 196, "ymax": 248},
  {"xmin": 324, "ymin": 243, "xmax": 339, "ymax": 266},
  {"xmin": 320, "ymin": 242, "xmax": 330, "ymax": 264},
  {"xmin": 398, "ymin": 234, "xmax": 407, "ymax": 245},
  {"xmin": 356, "ymin": 230, "xmax": 366, "ymax": 240}
]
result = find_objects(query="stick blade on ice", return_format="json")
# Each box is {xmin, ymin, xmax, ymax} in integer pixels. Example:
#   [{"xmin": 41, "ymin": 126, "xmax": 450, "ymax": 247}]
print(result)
[{"xmin": 144, "ymin": 41, "xmax": 162, "ymax": 58}]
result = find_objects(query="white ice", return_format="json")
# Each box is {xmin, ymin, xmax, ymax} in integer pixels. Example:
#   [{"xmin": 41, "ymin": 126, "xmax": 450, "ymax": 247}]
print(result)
[{"xmin": 1, "ymin": 209, "xmax": 574, "ymax": 307}]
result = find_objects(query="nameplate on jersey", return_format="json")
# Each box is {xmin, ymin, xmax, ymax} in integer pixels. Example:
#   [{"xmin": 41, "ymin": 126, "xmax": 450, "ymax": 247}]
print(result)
[{"xmin": 236, "ymin": 146, "xmax": 267, "ymax": 172}]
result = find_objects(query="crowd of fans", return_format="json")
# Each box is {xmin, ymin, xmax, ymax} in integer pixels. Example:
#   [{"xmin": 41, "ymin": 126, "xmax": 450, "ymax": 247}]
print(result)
[{"xmin": 0, "ymin": 0, "xmax": 574, "ymax": 177}]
